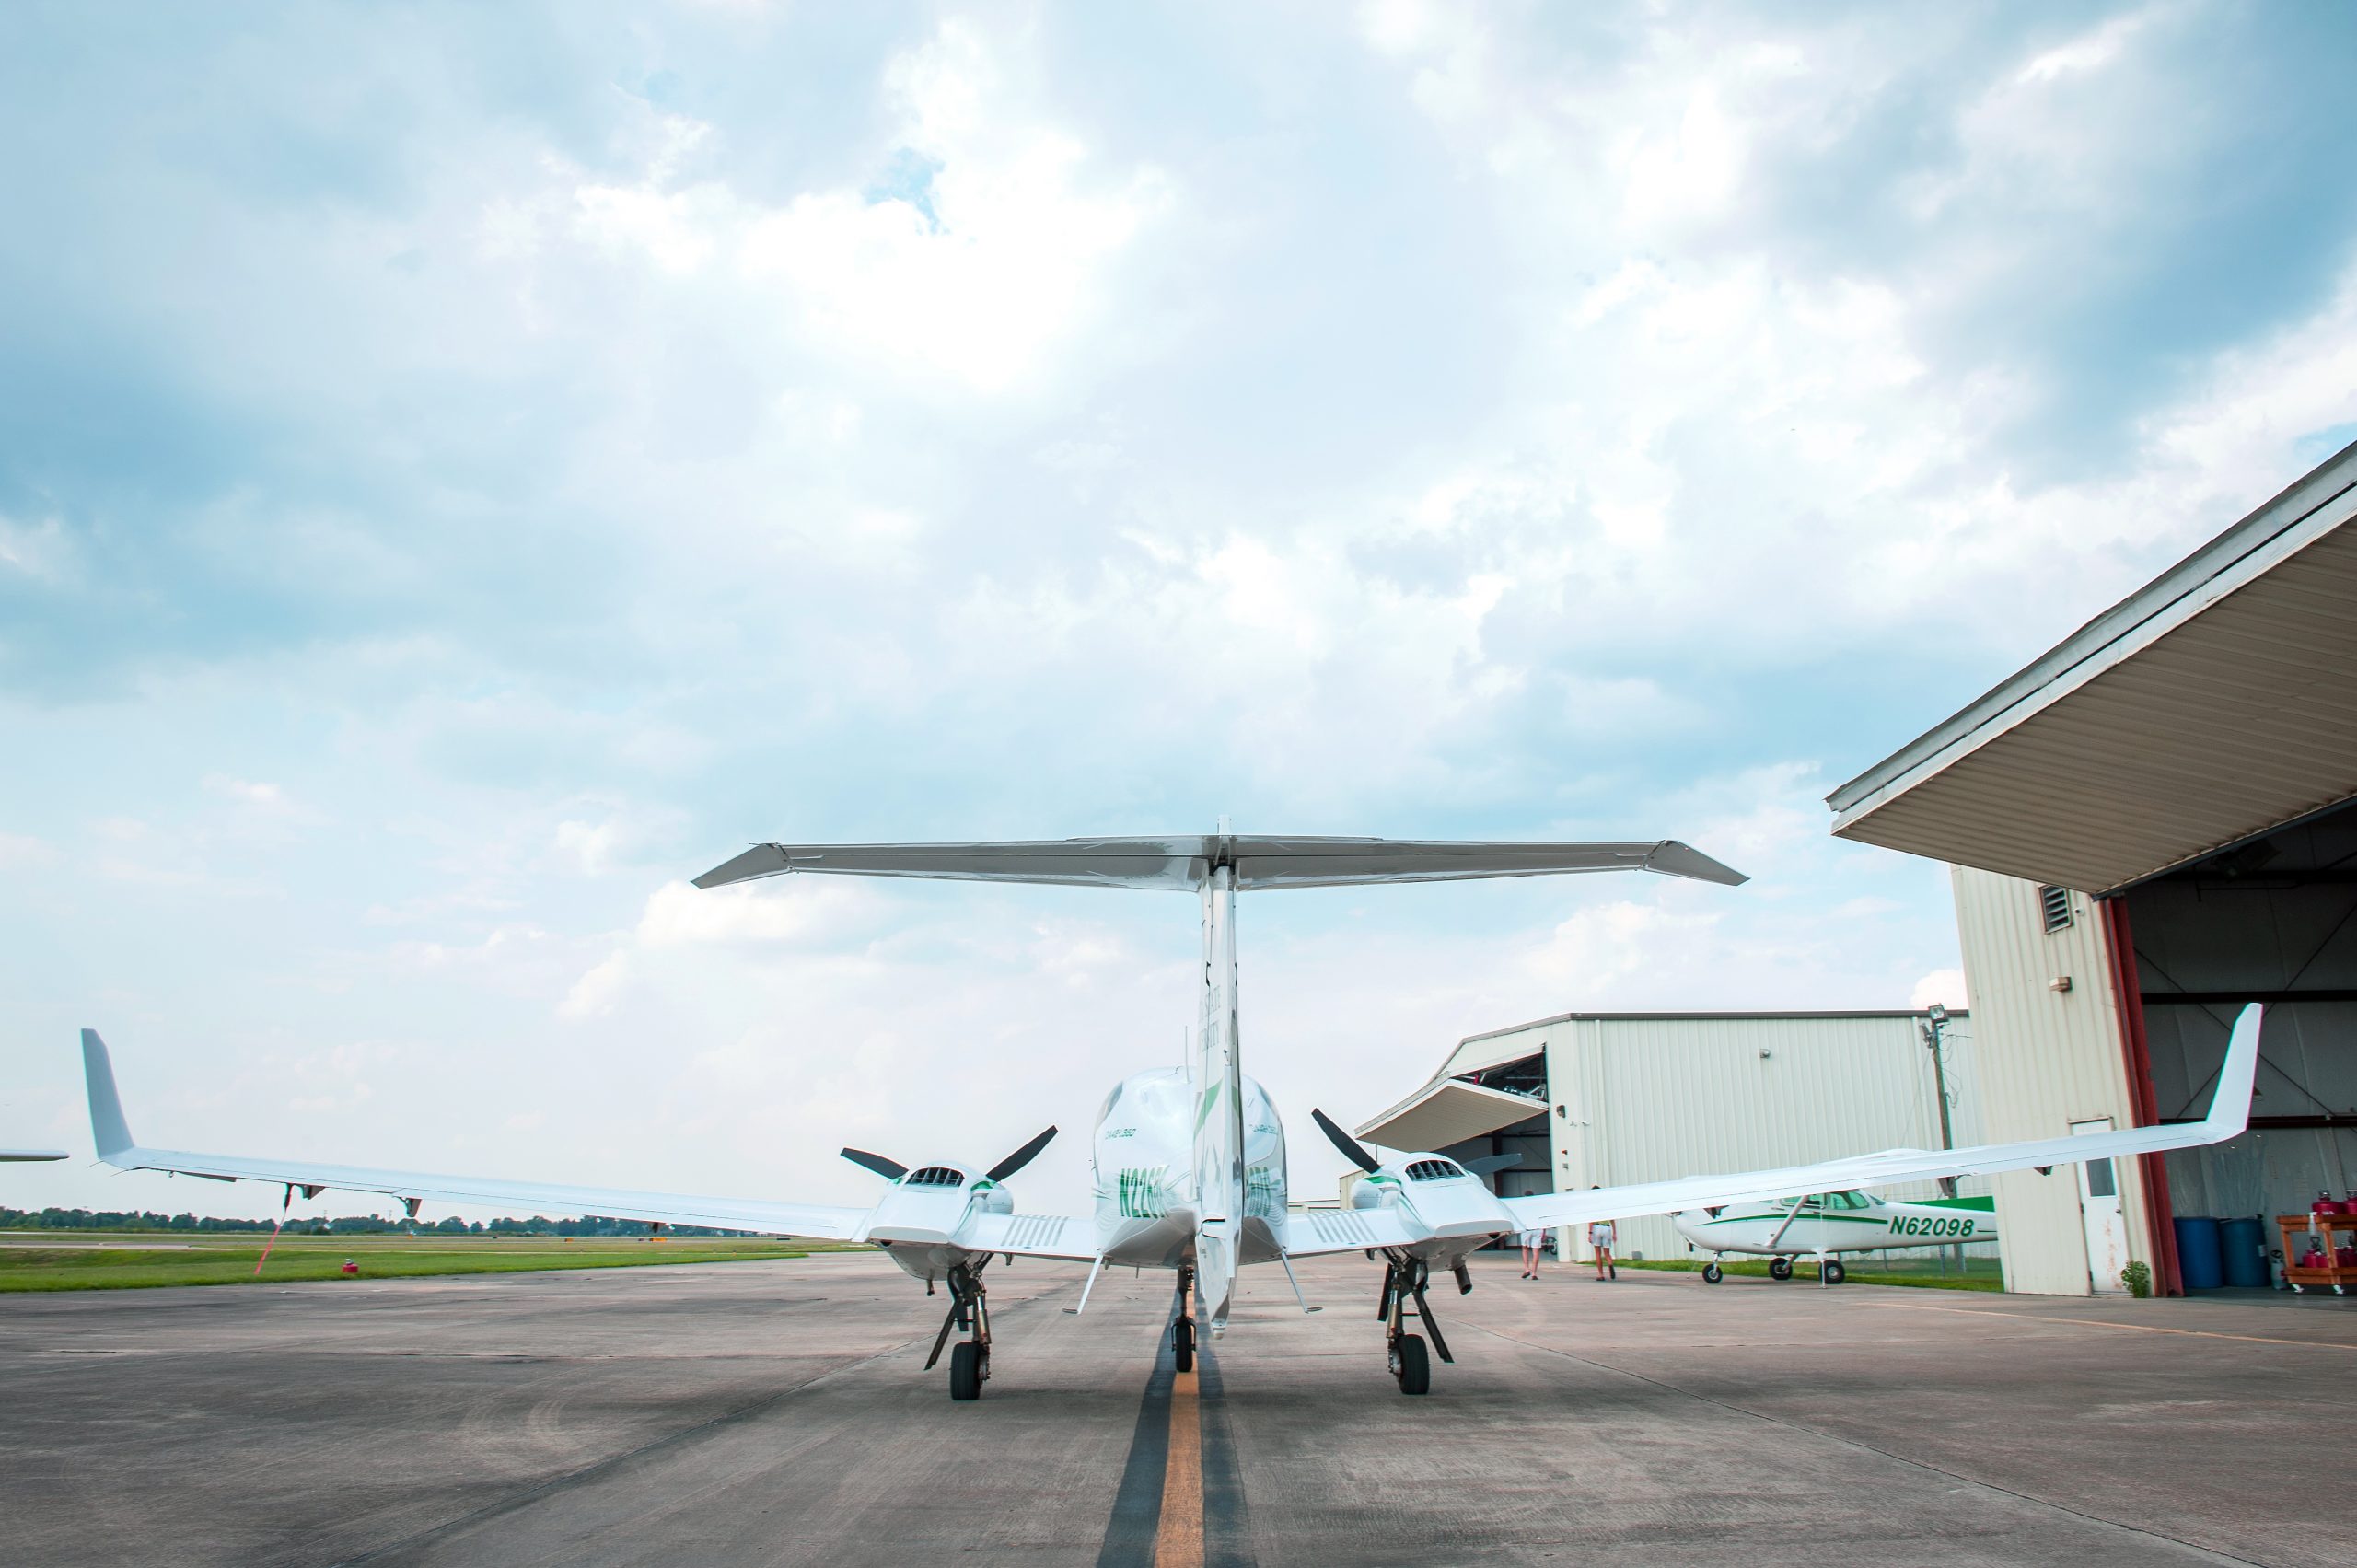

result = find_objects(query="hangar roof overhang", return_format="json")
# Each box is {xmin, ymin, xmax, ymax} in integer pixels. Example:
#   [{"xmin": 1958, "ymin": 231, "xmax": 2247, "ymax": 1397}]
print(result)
[
  {"xmin": 1354, "ymin": 1077, "xmax": 1549, "ymax": 1154},
  {"xmin": 1829, "ymin": 440, "xmax": 2357, "ymax": 896}
]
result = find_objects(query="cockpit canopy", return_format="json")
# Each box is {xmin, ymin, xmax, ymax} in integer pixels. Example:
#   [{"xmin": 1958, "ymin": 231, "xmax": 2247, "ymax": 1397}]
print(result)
[
  {"xmin": 903, "ymin": 1167, "xmax": 968, "ymax": 1188},
  {"xmin": 1404, "ymin": 1158, "xmax": 1468, "ymax": 1182}
]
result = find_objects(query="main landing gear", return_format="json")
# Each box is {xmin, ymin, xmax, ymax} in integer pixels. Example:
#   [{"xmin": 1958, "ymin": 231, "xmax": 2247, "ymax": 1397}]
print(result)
[
  {"xmin": 1376, "ymin": 1254, "xmax": 1457, "ymax": 1396},
  {"xmin": 1769, "ymin": 1256, "xmax": 1794, "ymax": 1282},
  {"xmin": 1173, "ymin": 1265, "xmax": 1197, "ymax": 1373},
  {"xmin": 929, "ymin": 1260, "xmax": 993, "ymax": 1400}
]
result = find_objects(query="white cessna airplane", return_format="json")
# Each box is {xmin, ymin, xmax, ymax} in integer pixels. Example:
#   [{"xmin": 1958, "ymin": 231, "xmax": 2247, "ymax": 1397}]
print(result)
[
  {"xmin": 1673, "ymin": 1190, "xmax": 1998, "ymax": 1284},
  {"xmin": 76, "ymin": 833, "xmax": 2264, "ymax": 1400}
]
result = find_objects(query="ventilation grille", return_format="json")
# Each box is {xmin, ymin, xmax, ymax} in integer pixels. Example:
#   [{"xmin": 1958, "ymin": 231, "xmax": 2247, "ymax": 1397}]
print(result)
[
  {"xmin": 1304, "ymin": 1209, "xmax": 1376, "ymax": 1245},
  {"xmin": 1004, "ymin": 1214, "xmax": 1067, "ymax": 1250},
  {"xmin": 905, "ymin": 1167, "xmax": 965, "ymax": 1188},
  {"xmin": 2038, "ymin": 885, "xmax": 2073, "ymax": 933},
  {"xmin": 1405, "ymin": 1159, "xmax": 1463, "ymax": 1182}
]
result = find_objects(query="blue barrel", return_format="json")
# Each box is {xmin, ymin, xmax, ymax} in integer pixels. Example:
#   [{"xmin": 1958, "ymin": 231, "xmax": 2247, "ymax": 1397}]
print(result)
[
  {"xmin": 2220, "ymin": 1216, "xmax": 2269, "ymax": 1287},
  {"xmin": 2174, "ymin": 1216, "xmax": 2224, "ymax": 1290}
]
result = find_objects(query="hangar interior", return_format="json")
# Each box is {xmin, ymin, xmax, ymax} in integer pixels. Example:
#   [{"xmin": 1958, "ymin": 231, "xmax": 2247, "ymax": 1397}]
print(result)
[
  {"xmin": 1834, "ymin": 436, "xmax": 2357, "ymax": 1295},
  {"xmin": 1353, "ymin": 1010, "xmax": 1984, "ymax": 1266}
]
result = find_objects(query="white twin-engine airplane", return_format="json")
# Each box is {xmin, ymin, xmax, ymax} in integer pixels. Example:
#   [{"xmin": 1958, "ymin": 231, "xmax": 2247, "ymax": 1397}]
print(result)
[{"xmin": 76, "ymin": 833, "xmax": 2265, "ymax": 1400}]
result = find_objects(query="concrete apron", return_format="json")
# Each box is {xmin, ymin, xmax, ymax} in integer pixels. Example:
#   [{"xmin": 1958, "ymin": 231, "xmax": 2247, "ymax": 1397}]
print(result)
[{"xmin": 3, "ymin": 1251, "xmax": 2349, "ymax": 1566}]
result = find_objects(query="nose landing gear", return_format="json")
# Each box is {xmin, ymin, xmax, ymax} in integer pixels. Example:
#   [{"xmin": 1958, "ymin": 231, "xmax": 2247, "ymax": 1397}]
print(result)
[
  {"xmin": 1376, "ymin": 1254, "xmax": 1453, "ymax": 1396},
  {"xmin": 929, "ymin": 1260, "xmax": 993, "ymax": 1400}
]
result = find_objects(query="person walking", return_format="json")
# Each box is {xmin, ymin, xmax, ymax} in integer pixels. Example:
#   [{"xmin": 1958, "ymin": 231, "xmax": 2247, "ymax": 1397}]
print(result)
[
  {"xmin": 1518, "ymin": 1225, "xmax": 1546, "ymax": 1279},
  {"xmin": 1588, "ymin": 1189, "xmax": 1618, "ymax": 1281}
]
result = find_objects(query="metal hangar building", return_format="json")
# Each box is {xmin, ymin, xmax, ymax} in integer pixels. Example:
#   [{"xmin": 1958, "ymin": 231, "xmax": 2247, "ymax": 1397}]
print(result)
[
  {"xmin": 1829, "ymin": 437, "xmax": 2357, "ymax": 1296},
  {"xmin": 1352, "ymin": 1009, "xmax": 1983, "ymax": 1267}
]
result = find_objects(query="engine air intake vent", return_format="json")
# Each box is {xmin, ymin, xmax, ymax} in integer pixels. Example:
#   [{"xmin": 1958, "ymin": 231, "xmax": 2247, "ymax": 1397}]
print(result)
[
  {"xmin": 905, "ymin": 1167, "xmax": 966, "ymax": 1188},
  {"xmin": 1405, "ymin": 1159, "xmax": 1463, "ymax": 1182}
]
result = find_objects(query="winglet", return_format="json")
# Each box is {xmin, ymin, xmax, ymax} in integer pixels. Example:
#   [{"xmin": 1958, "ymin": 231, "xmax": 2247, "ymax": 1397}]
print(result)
[
  {"xmin": 81, "ymin": 1029, "xmax": 135, "ymax": 1161},
  {"xmin": 2204, "ymin": 1004, "xmax": 2263, "ymax": 1140}
]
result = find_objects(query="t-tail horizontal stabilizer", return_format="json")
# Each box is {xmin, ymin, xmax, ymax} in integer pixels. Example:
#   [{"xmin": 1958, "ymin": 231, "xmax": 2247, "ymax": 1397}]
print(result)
[{"xmin": 695, "ymin": 834, "xmax": 1747, "ymax": 892}]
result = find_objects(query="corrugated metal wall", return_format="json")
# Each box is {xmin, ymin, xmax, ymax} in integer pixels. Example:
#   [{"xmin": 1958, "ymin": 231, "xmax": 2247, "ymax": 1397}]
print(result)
[
  {"xmin": 1446, "ymin": 1011, "xmax": 1984, "ymax": 1265},
  {"xmin": 1950, "ymin": 865, "xmax": 2149, "ymax": 1295}
]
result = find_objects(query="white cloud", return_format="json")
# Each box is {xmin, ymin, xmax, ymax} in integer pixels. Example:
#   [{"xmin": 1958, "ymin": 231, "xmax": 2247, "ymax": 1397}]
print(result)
[
  {"xmin": 1911, "ymin": 968, "xmax": 1969, "ymax": 1010},
  {"xmin": 538, "ymin": 20, "xmax": 1167, "ymax": 394},
  {"xmin": 559, "ymin": 948, "xmax": 633, "ymax": 1019}
]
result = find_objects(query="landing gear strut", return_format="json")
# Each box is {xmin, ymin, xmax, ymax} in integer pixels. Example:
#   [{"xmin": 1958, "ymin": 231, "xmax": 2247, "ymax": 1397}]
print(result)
[
  {"xmin": 1376, "ymin": 1254, "xmax": 1453, "ymax": 1396},
  {"xmin": 929, "ymin": 1260, "xmax": 993, "ymax": 1400},
  {"xmin": 1173, "ymin": 1265, "xmax": 1197, "ymax": 1372}
]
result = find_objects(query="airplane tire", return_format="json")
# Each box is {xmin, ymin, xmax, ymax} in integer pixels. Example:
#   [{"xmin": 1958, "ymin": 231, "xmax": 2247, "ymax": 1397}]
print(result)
[
  {"xmin": 1821, "ymin": 1260, "xmax": 1847, "ymax": 1286},
  {"xmin": 1768, "ymin": 1257, "xmax": 1794, "ymax": 1282},
  {"xmin": 1701, "ymin": 1263, "xmax": 1724, "ymax": 1283},
  {"xmin": 1174, "ymin": 1317, "xmax": 1196, "ymax": 1373},
  {"xmin": 949, "ymin": 1340, "xmax": 983, "ymax": 1400},
  {"xmin": 1394, "ymin": 1334, "xmax": 1431, "ymax": 1396}
]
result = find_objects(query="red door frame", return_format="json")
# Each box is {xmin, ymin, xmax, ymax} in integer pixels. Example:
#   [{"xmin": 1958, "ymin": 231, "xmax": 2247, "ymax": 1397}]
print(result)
[{"xmin": 2100, "ymin": 896, "xmax": 2182, "ymax": 1296}]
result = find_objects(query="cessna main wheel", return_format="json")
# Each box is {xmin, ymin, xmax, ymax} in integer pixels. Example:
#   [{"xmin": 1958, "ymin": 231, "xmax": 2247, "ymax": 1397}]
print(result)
[
  {"xmin": 1768, "ymin": 1257, "xmax": 1794, "ymax": 1282},
  {"xmin": 1174, "ymin": 1316, "xmax": 1196, "ymax": 1373},
  {"xmin": 1392, "ymin": 1333, "xmax": 1431, "ymax": 1396},
  {"xmin": 1701, "ymin": 1263, "xmax": 1724, "ymax": 1284},
  {"xmin": 949, "ymin": 1340, "xmax": 984, "ymax": 1400},
  {"xmin": 1820, "ymin": 1260, "xmax": 1847, "ymax": 1286}
]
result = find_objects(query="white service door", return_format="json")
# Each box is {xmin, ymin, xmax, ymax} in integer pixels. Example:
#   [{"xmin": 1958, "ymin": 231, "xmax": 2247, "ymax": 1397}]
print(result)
[{"xmin": 2072, "ymin": 1118, "xmax": 2131, "ymax": 1294}]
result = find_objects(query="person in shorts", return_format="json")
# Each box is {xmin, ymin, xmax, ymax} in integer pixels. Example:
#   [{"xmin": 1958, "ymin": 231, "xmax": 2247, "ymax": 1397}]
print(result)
[
  {"xmin": 1518, "ymin": 1225, "xmax": 1546, "ymax": 1278},
  {"xmin": 1588, "ymin": 1189, "xmax": 1618, "ymax": 1280}
]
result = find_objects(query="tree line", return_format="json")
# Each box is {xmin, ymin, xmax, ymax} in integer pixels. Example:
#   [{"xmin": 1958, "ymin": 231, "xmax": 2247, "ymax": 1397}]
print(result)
[{"xmin": 0, "ymin": 1207, "xmax": 754, "ymax": 1237}]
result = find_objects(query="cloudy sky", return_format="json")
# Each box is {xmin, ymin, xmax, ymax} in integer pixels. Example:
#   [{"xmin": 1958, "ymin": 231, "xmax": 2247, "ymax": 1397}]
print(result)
[{"xmin": 5, "ymin": 2, "xmax": 2354, "ymax": 1220}]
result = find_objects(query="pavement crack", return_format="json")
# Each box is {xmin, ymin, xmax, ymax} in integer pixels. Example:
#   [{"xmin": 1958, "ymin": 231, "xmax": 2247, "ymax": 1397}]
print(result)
[{"xmin": 1458, "ymin": 1318, "xmax": 2266, "ymax": 1567}]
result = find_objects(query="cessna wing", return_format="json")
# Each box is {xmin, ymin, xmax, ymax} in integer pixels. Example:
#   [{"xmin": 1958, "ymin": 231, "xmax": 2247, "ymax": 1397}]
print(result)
[
  {"xmin": 79, "ymin": 1030, "xmax": 867, "ymax": 1239},
  {"xmin": 1506, "ymin": 1003, "xmax": 2264, "ymax": 1233}
]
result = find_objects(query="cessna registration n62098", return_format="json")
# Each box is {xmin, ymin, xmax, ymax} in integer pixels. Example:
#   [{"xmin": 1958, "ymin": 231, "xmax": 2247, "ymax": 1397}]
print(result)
[{"xmin": 79, "ymin": 834, "xmax": 2263, "ymax": 1400}]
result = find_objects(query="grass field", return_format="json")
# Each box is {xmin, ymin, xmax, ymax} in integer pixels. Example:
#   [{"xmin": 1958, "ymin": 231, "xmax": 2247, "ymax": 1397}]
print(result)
[
  {"xmin": 1620, "ymin": 1253, "xmax": 2003, "ymax": 1291},
  {"xmin": 0, "ymin": 1232, "xmax": 856, "ymax": 1292}
]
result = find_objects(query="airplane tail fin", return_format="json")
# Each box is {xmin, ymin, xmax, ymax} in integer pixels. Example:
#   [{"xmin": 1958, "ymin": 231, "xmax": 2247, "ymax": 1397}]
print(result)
[{"xmin": 81, "ymin": 1029, "xmax": 136, "ymax": 1161}]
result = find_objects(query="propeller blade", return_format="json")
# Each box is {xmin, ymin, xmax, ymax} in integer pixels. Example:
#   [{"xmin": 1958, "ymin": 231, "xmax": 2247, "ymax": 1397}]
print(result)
[
  {"xmin": 984, "ymin": 1126, "xmax": 1058, "ymax": 1184},
  {"xmin": 1311, "ymin": 1109, "xmax": 1382, "ymax": 1174},
  {"xmin": 841, "ymin": 1147, "xmax": 908, "ymax": 1181},
  {"xmin": 1463, "ymin": 1152, "xmax": 1522, "ymax": 1177}
]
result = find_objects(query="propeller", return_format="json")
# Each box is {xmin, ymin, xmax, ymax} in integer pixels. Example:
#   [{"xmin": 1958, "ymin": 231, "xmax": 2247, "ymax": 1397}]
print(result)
[
  {"xmin": 1462, "ymin": 1151, "xmax": 1522, "ymax": 1178},
  {"xmin": 1311, "ymin": 1109, "xmax": 1382, "ymax": 1174},
  {"xmin": 841, "ymin": 1148, "xmax": 908, "ymax": 1181},
  {"xmin": 984, "ymin": 1125, "xmax": 1058, "ymax": 1183},
  {"xmin": 839, "ymin": 1125, "xmax": 1058, "ymax": 1185}
]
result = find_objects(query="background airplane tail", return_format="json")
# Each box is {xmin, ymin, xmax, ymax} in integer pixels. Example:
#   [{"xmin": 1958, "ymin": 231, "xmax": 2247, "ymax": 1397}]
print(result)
[{"xmin": 81, "ymin": 1029, "xmax": 135, "ymax": 1161}]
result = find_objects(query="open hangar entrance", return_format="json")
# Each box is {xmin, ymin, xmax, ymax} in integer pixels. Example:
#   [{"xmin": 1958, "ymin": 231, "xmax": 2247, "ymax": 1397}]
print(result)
[
  {"xmin": 1351, "ymin": 1009, "xmax": 1982, "ymax": 1266},
  {"xmin": 1831, "ymin": 438, "xmax": 2357, "ymax": 1295}
]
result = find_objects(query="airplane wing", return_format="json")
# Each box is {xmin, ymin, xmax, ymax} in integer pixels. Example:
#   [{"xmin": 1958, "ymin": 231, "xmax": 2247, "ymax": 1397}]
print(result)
[
  {"xmin": 1504, "ymin": 1004, "xmax": 2264, "ymax": 1233},
  {"xmin": 1283, "ymin": 1205, "xmax": 1424, "ymax": 1257},
  {"xmin": 79, "ymin": 1030, "xmax": 868, "ymax": 1240}
]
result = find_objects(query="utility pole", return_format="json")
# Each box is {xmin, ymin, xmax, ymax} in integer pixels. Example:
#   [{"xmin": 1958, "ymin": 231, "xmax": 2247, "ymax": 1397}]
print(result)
[{"xmin": 1922, "ymin": 1004, "xmax": 1959, "ymax": 1275}]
